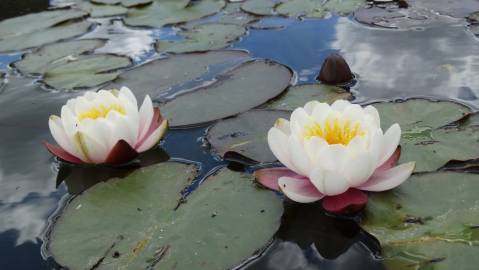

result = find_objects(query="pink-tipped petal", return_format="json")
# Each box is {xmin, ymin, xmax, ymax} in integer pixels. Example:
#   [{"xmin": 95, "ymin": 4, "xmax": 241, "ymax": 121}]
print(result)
[
  {"xmin": 104, "ymin": 140, "xmax": 139, "ymax": 164},
  {"xmin": 321, "ymin": 188, "xmax": 368, "ymax": 214},
  {"xmin": 375, "ymin": 146, "xmax": 401, "ymax": 173},
  {"xmin": 358, "ymin": 162, "xmax": 415, "ymax": 192},
  {"xmin": 254, "ymin": 167, "xmax": 305, "ymax": 191},
  {"xmin": 135, "ymin": 120, "xmax": 167, "ymax": 153},
  {"xmin": 278, "ymin": 176, "xmax": 325, "ymax": 203},
  {"xmin": 135, "ymin": 108, "xmax": 164, "ymax": 149},
  {"xmin": 44, "ymin": 142, "xmax": 83, "ymax": 164}
]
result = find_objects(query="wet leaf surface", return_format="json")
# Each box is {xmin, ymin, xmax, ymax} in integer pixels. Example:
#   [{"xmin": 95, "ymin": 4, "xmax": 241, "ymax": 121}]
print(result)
[
  {"xmin": 267, "ymin": 84, "xmax": 352, "ymax": 111},
  {"xmin": 43, "ymin": 54, "xmax": 132, "ymax": 90},
  {"xmin": 362, "ymin": 171, "xmax": 479, "ymax": 270},
  {"xmin": 48, "ymin": 163, "xmax": 283, "ymax": 270},
  {"xmin": 241, "ymin": 0, "xmax": 281, "ymax": 16},
  {"xmin": 92, "ymin": 0, "xmax": 153, "ymax": 7},
  {"xmin": 276, "ymin": 0, "xmax": 365, "ymax": 18},
  {"xmin": 124, "ymin": 0, "xmax": 226, "ymax": 28},
  {"xmin": 207, "ymin": 110, "xmax": 290, "ymax": 163},
  {"xmin": 156, "ymin": 23, "xmax": 246, "ymax": 53},
  {"xmin": 0, "ymin": 21, "xmax": 93, "ymax": 53},
  {"xmin": 374, "ymin": 99, "xmax": 474, "ymax": 172},
  {"xmin": 161, "ymin": 59, "xmax": 293, "ymax": 127},
  {"xmin": 109, "ymin": 50, "xmax": 252, "ymax": 98},
  {"xmin": 76, "ymin": 2, "xmax": 128, "ymax": 17},
  {"xmin": 13, "ymin": 39, "xmax": 106, "ymax": 75}
]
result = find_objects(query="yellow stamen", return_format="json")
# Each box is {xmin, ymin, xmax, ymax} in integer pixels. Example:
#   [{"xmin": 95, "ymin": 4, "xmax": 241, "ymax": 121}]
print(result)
[
  {"xmin": 78, "ymin": 104, "xmax": 126, "ymax": 121},
  {"xmin": 303, "ymin": 118, "xmax": 365, "ymax": 145}
]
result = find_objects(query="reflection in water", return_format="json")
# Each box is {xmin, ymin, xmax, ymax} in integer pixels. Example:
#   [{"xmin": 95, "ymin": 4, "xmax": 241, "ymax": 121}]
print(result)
[
  {"xmin": 244, "ymin": 201, "xmax": 384, "ymax": 270},
  {"xmin": 333, "ymin": 18, "xmax": 479, "ymax": 108}
]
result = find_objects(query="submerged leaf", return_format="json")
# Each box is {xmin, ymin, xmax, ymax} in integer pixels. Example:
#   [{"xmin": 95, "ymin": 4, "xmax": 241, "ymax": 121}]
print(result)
[{"xmin": 48, "ymin": 163, "xmax": 283, "ymax": 270}]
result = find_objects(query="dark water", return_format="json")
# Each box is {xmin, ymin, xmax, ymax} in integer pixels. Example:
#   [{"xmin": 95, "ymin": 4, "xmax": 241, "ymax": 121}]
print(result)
[{"xmin": 1, "ymin": 1, "xmax": 479, "ymax": 270}]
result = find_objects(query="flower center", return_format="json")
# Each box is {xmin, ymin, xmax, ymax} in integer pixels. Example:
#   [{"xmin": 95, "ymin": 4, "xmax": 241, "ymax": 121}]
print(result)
[
  {"xmin": 78, "ymin": 104, "xmax": 126, "ymax": 121},
  {"xmin": 303, "ymin": 118, "xmax": 365, "ymax": 145}
]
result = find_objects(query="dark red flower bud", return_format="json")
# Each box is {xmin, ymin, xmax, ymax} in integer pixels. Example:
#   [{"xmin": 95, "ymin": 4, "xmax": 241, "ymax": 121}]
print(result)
[{"xmin": 317, "ymin": 54, "xmax": 353, "ymax": 85}]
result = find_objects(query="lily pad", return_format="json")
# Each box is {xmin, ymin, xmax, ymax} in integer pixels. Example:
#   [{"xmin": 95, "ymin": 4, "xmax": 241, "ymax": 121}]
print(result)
[
  {"xmin": 0, "ymin": 21, "xmax": 93, "ymax": 53},
  {"xmin": 14, "ymin": 39, "xmax": 106, "ymax": 75},
  {"xmin": 43, "ymin": 54, "xmax": 132, "ymax": 90},
  {"xmin": 241, "ymin": 0, "xmax": 282, "ymax": 16},
  {"xmin": 362, "ymin": 171, "xmax": 479, "ymax": 270},
  {"xmin": 276, "ymin": 0, "xmax": 364, "ymax": 18},
  {"xmin": 0, "ymin": 9, "xmax": 87, "ymax": 39},
  {"xmin": 109, "ymin": 50, "xmax": 252, "ymax": 98},
  {"xmin": 267, "ymin": 84, "xmax": 352, "ymax": 111},
  {"xmin": 77, "ymin": 2, "xmax": 128, "ymax": 17},
  {"xmin": 124, "ymin": 0, "xmax": 226, "ymax": 28},
  {"xmin": 92, "ymin": 0, "xmax": 152, "ymax": 6},
  {"xmin": 156, "ymin": 23, "xmax": 246, "ymax": 53},
  {"xmin": 161, "ymin": 59, "xmax": 293, "ymax": 127},
  {"xmin": 208, "ymin": 110, "xmax": 290, "ymax": 163},
  {"xmin": 374, "ymin": 99, "xmax": 475, "ymax": 172},
  {"xmin": 48, "ymin": 163, "xmax": 283, "ymax": 270}
]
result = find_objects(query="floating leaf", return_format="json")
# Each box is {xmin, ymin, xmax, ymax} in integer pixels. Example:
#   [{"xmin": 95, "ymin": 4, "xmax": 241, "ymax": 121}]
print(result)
[
  {"xmin": 156, "ymin": 23, "xmax": 246, "ymax": 53},
  {"xmin": 109, "ymin": 50, "xmax": 252, "ymax": 98},
  {"xmin": 241, "ymin": 0, "xmax": 281, "ymax": 16},
  {"xmin": 76, "ymin": 2, "xmax": 128, "ymax": 17},
  {"xmin": 0, "ymin": 21, "xmax": 93, "ymax": 53},
  {"xmin": 124, "ymin": 0, "xmax": 226, "ymax": 28},
  {"xmin": 48, "ymin": 163, "xmax": 283, "ymax": 270},
  {"xmin": 91, "ymin": 0, "xmax": 152, "ymax": 6},
  {"xmin": 14, "ymin": 39, "xmax": 106, "ymax": 75},
  {"xmin": 208, "ymin": 110, "xmax": 290, "ymax": 163},
  {"xmin": 0, "ymin": 9, "xmax": 87, "ymax": 39},
  {"xmin": 276, "ymin": 0, "xmax": 364, "ymax": 18},
  {"xmin": 267, "ymin": 84, "xmax": 352, "ymax": 111},
  {"xmin": 374, "ymin": 99, "xmax": 474, "ymax": 172},
  {"xmin": 161, "ymin": 59, "xmax": 293, "ymax": 127},
  {"xmin": 43, "ymin": 54, "xmax": 131, "ymax": 90},
  {"xmin": 362, "ymin": 171, "xmax": 479, "ymax": 270}
]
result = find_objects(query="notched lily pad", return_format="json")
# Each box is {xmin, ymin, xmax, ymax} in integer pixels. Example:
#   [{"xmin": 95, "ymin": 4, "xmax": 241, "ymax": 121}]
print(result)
[
  {"xmin": 0, "ymin": 21, "xmax": 93, "ymax": 53},
  {"xmin": 161, "ymin": 59, "xmax": 293, "ymax": 127},
  {"xmin": 14, "ymin": 39, "xmax": 106, "ymax": 75},
  {"xmin": 48, "ymin": 163, "xmax": 283, "ymax": 270},
  {"xmin": 362, "ymin": 171, "xmax": 479, "ymax": 270},
  {"xmin": 156, "ymin": 23, "xmax": 246, "ymax": 53},
  {"xmin": 43, "ymin": 54, "xmax": 132, "ymax": 90},
  {"xmin": 267, "ymin": 84, "xmax": 352, "ymax": 111},
  {"xmin": 374, "ymin": 99, "xmax": 474, "ymax": 172},
  {"xmin": 124, "ymin": 0, "xmax": 226, "ymax": 28},
  {"xmin": 207, "ymin": 110, "xmax": 290, "ymax": 163},
  {"xmin": 109, "ymin": 50, "xmax": 252, "ymax": 98}
]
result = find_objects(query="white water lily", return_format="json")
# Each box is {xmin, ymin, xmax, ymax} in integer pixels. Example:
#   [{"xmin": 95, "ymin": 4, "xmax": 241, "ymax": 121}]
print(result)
[
  {"xmin": 257, "ymin": 100, "xmax": 415, "ymax": 208},
  {"xmin": 45, "ymin": 87, "xmax": 168, "ymax": 164}
]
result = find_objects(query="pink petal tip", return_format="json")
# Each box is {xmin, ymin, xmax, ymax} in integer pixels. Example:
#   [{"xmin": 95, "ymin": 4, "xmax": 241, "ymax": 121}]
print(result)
[
  {"xmin": 254, "ymin": 167, "xmax": 304, "ymax": 191},
  {"xmin": 105, "ymin": 140, "xmax": 139, "ymax": 165},
  {"xmin": 321, "ymin": 188, "xmax": 368, "ymax": 215},
  {"xmin": 43, "ymin": 141, "xmax": 83, "ymax": 164}
]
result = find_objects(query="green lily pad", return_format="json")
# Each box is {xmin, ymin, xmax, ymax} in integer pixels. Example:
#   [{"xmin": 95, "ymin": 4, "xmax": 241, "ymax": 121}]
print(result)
[
  {"xmin": 208, "ymin": 110, "xmax": 290, "ymax": 163},
  {"xmin": 77, "ymin": 2, "xmax": 128, "ymax": 17},
  {"xmin": 0, "ymin": 21, "xmax": 93, "ymax": 53},
  {"xmin": 92, "ymin": 0, "xmax": 152, "ymax": 6},
  {"xmin": 124, "ymin": 0, "xmax": 226, "ymax": 28},
  {"xmin": 276, "ymin": 0, "xmax": 364, "ymax": 18},
  {"xmin": 161, "ymin": 59, "xmax": 293, "ymax": 127},
  {"xmin": 373, "ymin": 99, "xmax": 476, "ymax": 172},
  {"xmin": 362, "ymin": 171, "xmax": 479, "ymax": 270},
  {"xmin": 14, "ymin": 39, "xmax": 106, "ymax": 75},
  {"xmin": 241, "ymin": 0, "xmax": 282, "ymax": 16},
  {"xmin": 48, "ymin": 162, "xmax": 283, "ymax": 270},
  {"xmin": 43, "ymin": 54, "xmax": 132, "ymax": 90},
  {"xmin": 267, "ymin": 84, "xmax": 352, "ymax": 111},
  {"xmin": 109, "ymin": 50, "xmax": 251, "ymax": 98},
  {"xmin": 156, "ymin": 23, "xmax": 246, "ymax": 53},
  {"xmin": 0, "ymin": 9, "xmax": 87, "ymax": 39}
]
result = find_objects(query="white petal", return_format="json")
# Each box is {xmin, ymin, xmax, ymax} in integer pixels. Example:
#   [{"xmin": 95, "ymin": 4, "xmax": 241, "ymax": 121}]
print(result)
[
  {"xmin": 119, "ymin": 86, "xmax": 137, "ymax": 108},
  {"xmin": 317, "ymin": 144, "xmax": 348, "ymax": 171},
  {"xmin": 342, "ymin": 151, "xmax": 374, "ymax": 187},
  {"xmin": 331, "ymin": 100, "xmax": 351, "ymax": 112},
  {"xmin": 378, "ymin": 123, "xmax": 401, "ymax": 166},
  {"xmin": 138, "ymin": 95, "xmax": 154, "ymax": 141},
  {"xmin": 107, "ymin": 111, "xmax": 135, "ymax": 146},
  {"xmin": 311, "ymin": 102, "xmax": 332, "ymax": 124},
  {"xmin": 76, "ymin": 131, "xmax": 109, "ymax": 163},
  {"xmin": 364, "ymin": 105, "xmax": 380, "ymax": 128},
  {"xmin": 288, "ymin": 136, "xmax": 312, "ymax": 176},
  {"xmin": 304, "ymin": 100, "xmax": 320, "ymax": 114},
  {"xmin": 136, "ymin": 120, "xmax": 168, "ymax": 153},
  {"xmin": 304, "ymin": 136, "xmax": 327, "ymax": 162},
  {"xmin": 358, "ymin": 162, "xmax": 415, "ymax": 192},
  {"xmin": 278, "ymin": 176, "xmax": 324, "ymax": 203},
  {"xmin": 268, "ymin": 127, "xmax": 300, "ymax": 174},
  {"xmin": 290, "ymin": 108, "xmax": 311, "ymax": 128},
  {"xmin": 274, "ymin": 118, "xmax": 291, "ymax": 136},
  {"xmin": 309, "ymin": 168, "xmax": 350, "ymax": 196},
  {"xmin": 48, "ymin": 115, "xmax": 80, "ymax": 158}
]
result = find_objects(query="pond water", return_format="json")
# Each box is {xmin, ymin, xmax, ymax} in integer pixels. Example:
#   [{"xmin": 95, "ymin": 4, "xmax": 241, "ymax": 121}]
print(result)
[{"xmin": 0, "ymin": 0, "xmax": 478, "ymax": 269}]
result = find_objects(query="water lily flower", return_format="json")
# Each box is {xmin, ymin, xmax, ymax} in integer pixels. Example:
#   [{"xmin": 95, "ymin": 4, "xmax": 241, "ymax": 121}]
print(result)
[
  {"xmin": 45, "ymin": 87, "xmax": 168, "ymax": 165},
  {"xmin": 255, "ymin": 100, "xmax": 415, "ymax": 214}
]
